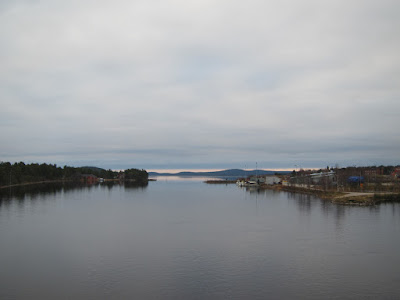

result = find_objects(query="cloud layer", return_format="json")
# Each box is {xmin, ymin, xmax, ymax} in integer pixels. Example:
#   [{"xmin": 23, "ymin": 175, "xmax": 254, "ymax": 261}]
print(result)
[{"xmin": 1, "ymin": 0, "xmax": 399, "ymax": 169}]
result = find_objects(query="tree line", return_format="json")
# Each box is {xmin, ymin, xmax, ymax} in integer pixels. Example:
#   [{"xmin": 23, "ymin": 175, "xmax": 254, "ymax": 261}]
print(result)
[
  {"xmin": 124, "ymin": 168, "xmax": 149, "ymax": 184},
  {"xmin": 0, "ymin": 162, "xmax": 148, "ymax": 187}
]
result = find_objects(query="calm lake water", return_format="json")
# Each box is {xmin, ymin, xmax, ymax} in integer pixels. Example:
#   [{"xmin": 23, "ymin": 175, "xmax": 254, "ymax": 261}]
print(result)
[{"xmin": 0, "ymin": 177, "xmax": 399, "ymax": 299}]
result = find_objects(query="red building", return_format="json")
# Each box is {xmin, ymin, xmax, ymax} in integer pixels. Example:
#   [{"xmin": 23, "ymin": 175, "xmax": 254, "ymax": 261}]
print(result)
[
  {"xmin": 80, "ymin": 174, "xmax": 98, "ymax": 184},
  {"xmin": 391, "ymin": 168, "xmax": 400, "ymax": 178}
]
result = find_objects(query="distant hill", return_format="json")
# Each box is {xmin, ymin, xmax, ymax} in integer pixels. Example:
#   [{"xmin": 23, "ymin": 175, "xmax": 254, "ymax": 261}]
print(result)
[
  {"xmin": 149, "ymin": 169, "xmax": 290, "ymax": 177},
  {"xmin": 81, "ymin": 166, "xmax": 107, "ymax": 173}
]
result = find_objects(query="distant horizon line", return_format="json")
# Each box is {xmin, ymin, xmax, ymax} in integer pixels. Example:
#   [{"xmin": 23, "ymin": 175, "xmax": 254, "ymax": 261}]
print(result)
[{"xmin": 146, "ymin": 168, "xmax": 297, "ymax": 173}]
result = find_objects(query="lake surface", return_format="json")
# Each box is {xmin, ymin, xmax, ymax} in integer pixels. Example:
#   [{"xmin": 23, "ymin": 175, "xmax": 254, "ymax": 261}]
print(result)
[{"xmin": 0, "ymin": 177, "xmax": 399, "ymax": 299}]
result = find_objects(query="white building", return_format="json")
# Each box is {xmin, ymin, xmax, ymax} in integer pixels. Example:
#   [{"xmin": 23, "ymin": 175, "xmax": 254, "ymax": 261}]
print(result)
[{"xmin": 265, "ymin": 175, "xmax": 281, "ymax": 185}]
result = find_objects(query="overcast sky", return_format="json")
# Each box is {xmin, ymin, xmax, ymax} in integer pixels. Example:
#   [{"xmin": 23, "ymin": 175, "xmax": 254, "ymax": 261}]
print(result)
[{"xmin": 1, "ymin": 0, "xmax": 399, "ymax": 171}]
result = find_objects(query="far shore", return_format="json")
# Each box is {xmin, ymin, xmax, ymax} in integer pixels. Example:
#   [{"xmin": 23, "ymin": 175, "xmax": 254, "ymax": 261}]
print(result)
[
  {"xmin": 2, "ymin": 178, "xmax": 399, "ymax": 206},
  {"xmin": 0, "ymin": 179, "xmax": 72, "ymax": 189},
  {"xmin": 0, "ymin": 178, "xmax": 131, "ymax": 190},
  {"xmin": 204, "ymin": 180, "xmax": 237, "ymax": 184},
  {"xmin": 203, "ymin": 179, "xmax": 400, "ymax": 206},
  {"xmin": 257, "ymin": 184, "xmax": 400, "ymax": 206}
]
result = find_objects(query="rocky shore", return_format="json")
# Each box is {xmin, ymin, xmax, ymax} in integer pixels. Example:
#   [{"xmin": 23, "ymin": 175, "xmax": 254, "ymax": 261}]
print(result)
[
  {"xmin": 258, "ymin": 184, "xmax": 400, "ymax": 206},
  {"xmin": 204, "ymin": 180, "xmax": 237, "ymax": 184}
]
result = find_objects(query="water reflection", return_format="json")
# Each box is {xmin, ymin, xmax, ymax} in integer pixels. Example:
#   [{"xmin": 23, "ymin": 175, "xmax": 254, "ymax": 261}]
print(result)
[
  {"xmin": 0, "ymin": 182, "xmax": 70, "ymax": 202},
  {"xmin": 0, "ymin": 178, "xmax": 400, "ymax": 299},
  {"xmin": 124, "ymin": 181, "xmax": 148, "ymax": 189},
  {"xmin": 291, "ymin": 193, "xmax": 314, "ymax": 216},
  {"xmin": 0, "ymin": 181, "xmax": 148, "ymax": 205},
  {"xmin": 241, "ymin": 188, "xmax": 385, "ymax": 239},
  {"xmin": 244, "ymin": 186, "xmax": 261, "ymax": 194}
]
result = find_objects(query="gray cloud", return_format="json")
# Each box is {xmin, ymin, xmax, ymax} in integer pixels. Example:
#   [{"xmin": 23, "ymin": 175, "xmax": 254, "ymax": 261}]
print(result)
[{"xmin": 1, "ymin": 0, "xmax": 399, "ymax": 170}]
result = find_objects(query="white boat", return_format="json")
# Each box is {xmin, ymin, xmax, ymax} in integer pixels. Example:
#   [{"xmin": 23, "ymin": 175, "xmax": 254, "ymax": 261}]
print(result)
[
  {"xmin": 245, "ymin": 181, "xmax": 258, "ymax": 186},
  {"xmin": 236, "ymin": 180, "xmax": 245, "ymax": 187},
  {"xmin": 236, "ymin": 180, "xmax": 258, "ymax": 187}
]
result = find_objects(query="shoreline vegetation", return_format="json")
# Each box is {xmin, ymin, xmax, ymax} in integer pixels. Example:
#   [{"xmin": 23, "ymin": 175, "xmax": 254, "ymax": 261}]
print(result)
[
  {"xmin": 259, "ymin": 184, "xmax": 400, "ymax": 206},
  {"xmin": 205, "ymin": 180, "xmax": 400, "ymax": 206},
  {"xmin": 2, "ymin": 161, "xmax": 400, "ymax": 206},
  {"xmin": 204, "ymin": 164, "xmax": 400, "ymax": 206},
  {"xmin": 0, "ymin": 161, "xmax": 148, "ymax": 189}
]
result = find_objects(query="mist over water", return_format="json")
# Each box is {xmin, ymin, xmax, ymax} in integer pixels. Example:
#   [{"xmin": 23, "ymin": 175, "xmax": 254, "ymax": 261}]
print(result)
[{"xmin": 0, "ymin": 177, "xmax": 399, "ymax": 299}]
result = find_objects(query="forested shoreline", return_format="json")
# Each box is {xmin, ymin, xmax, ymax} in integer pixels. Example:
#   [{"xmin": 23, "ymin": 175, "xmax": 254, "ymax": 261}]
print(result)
[{"xmin": 0, "ymin": 162, "xmax": 148, "ymax": 187}]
